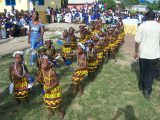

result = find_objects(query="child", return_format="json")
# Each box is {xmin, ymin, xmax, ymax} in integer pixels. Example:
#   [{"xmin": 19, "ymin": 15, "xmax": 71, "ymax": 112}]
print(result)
[
  {"xmin": 92, "ymin": 33, "xmax": 103, "ymax": 66},
  {"xmin": 72, "ymin": 43, "xmax": 88, "ymax": 96},
  {"xmin": 35, "ymin": 55, "xmax": 64, "ymax": 119},
  {"xmin": 79, "ymin": 32, "xmax": 87, "ymax": 44},
  {"xmin": 45, "ymin": 39, "xmax": 57, "ymax": 60},
  {"xmin": 107, "ymin": 27, "xmax": 117, "ymax": 61},
  {"xmin": 9, "ymin": 51, "xmax": 30, "ymax": 105},
  {"xmin": 45, "ymin": 39, "xmax": 58, "ymax": 67},
  {"xmin": 36, "ymin": 46, "xmax": 47, "ymax": 85},
  {"xmin": 37, "ymin": 46, "xmax": 47, "ymax": 69},
  {"xmin": 68, "ymin": 27, "xmax": 77, "ymax": 50},
  {"xmin": 86, "ymin": 41, "xmax": 97, "ymax": 80},
  {"xmin": 61, "ymin": 30, "xmax": 73, "ymax": 65}
]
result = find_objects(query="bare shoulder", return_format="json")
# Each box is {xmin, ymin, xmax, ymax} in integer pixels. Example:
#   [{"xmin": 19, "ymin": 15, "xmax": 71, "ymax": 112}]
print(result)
[
  {"xmin": 9, "ymin": 64, "xmax": 14, "ymax": 70},
  {"xmin": 50, "ymin": 67, "xmax": 57, "ymax": 75}
]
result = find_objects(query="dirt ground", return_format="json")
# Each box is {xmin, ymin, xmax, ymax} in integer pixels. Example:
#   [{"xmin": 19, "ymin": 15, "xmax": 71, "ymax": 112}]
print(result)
[
  {"xmin": 0, "ymin": 23, "xmax": 81, "ymax": 56},
  {"xmin": 0, "ymin": 23, "xmax": 135, "ymax": 63}
]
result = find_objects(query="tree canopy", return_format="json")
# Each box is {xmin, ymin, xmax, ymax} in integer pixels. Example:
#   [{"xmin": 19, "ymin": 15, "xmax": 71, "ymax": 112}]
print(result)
[
  {"xmin": 102, "ymin": 0, "xmax": 116, "ymax": 10},
  {"xmin": 122, "ymin": 0, "xmax": 139, "ymax": 8}
]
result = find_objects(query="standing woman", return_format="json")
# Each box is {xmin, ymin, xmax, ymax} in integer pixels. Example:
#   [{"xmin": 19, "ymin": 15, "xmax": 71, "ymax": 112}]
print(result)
[{"xmin": 28, "ymin": 11, "xmax": 44, "ymax": 50}]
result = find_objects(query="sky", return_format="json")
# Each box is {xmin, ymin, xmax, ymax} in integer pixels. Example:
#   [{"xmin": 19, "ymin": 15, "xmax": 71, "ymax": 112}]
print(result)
[{"xmin": 146, "ymin": 0, "xmax": 157, "ymax": 3}]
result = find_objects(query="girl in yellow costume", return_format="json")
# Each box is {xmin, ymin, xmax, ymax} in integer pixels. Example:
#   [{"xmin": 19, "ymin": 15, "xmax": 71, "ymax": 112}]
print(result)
[
  {"xmin": 61, "ymin": 30, "xmax": 73, "ymax": 64},
  {"xmin": 97, "ymin": 30, "xmax": 106, "ymax": 59},
  {"xmin": 35, "ymin": 55, "xmax": 64, "ymax": 119},
  {"xmin": 107, "ymin": 27, "xmax": 117, "ymax": 61},
  {"xmin": 118, "ymin": 20, "xmax": 125, "ymax": 44},
  {"xmin": 72, "ymin": 43, "xmax": 88, "ymax": 96},
  {"xmin": 37, "ymin": 46, "xmax": 47, "ymax": 84},
  {"xmin": 9, "ymin": 51, "xmax": 30, "ymax": 105},
  {"xmin": 69, "ymin": 27, "xmax": 77, "ymax": 50},
  {"xmin": 86, "ymin": 41, "xmax": 97, "ymax": 80},
  {"xmin": 45, "ymin": 39, "xmax": 57, "ymax": 61},
  {"xmin": 92, "ymin": 33, "xmax": 103, "ymax": 66},
  {"xmin": 79, "ymin": 32, "xmax": 87, "ymax": 44}
]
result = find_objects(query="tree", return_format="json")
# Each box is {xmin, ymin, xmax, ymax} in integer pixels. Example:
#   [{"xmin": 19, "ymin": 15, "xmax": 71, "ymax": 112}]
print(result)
[
  {"xmin": 61, "ymin": 0, "xmax": 68, "ymax": 8},
  {"xmin": 102, "ymin": 0, "xmax": 116, "ymax": 10},
  {"xmin": 122, "ymin": 0, "xmax": 139, "ymax": 8},
  {"xmin": 147, "ymin": 0, "xmax": 160, "ymax": 10}
]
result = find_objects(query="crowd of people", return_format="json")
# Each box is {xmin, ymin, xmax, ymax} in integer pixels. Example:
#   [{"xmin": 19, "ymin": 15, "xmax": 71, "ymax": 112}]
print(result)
[
  {"xmin": 0, "ymin": 6, "xmax": 34, "ymax": 39},
  {"xmin": 45, "ymin": 2, "xmax": 125, "ymax": 25},
  {"xmin": 1, "ymin": 1, "xmax": 160, "ymax": 40},
  {"xmin": 9, "ymin": 17, "xmax": 125, "ymax": 119},
  {"xmin": 2, "ymin": 1, "xmax": 160, "ymax": 119}
]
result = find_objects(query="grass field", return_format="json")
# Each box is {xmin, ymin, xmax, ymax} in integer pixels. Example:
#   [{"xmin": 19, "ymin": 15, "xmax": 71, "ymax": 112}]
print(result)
[{"xmin": 1, "ymin": 47, "xmax": 160, "ymax": 120}]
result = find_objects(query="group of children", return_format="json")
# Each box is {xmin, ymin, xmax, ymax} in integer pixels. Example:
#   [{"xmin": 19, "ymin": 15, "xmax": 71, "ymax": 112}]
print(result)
[{"xmin": 9, "ymin": 20, "xmax": 125, "ymax": 119}]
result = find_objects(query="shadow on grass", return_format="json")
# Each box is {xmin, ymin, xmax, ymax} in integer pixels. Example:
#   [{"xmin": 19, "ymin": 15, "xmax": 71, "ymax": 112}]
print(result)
[
  {"xmin": 112, "ymin": 105, "xmax": 138, "ymax": 120},
  {"xmin": 0, "ymin": 100, "xmax": 17, "ymax": 120},
  {"xmin": 61, "ymin": 84, "xmax": 75, "ymax": 113},
  {"xmin": 0, "ymin": 84, "xmax": 43, "ymax": 120}
]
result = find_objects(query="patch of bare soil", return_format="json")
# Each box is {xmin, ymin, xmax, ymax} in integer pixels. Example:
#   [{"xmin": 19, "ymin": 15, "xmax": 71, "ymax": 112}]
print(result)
[{"xmin": 116, "ymin": 34, "xmax": 135, "ymax": 66}]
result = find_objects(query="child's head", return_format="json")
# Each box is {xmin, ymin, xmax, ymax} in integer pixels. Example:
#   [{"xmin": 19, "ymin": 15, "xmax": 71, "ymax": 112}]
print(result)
[
  {"xmin": 88, "ymin": 42, "xmax": 94, "ymax": 49},
  {"xmin": 45, "ymin": 39, "xmax": 52, "ymax": 48},
  {"xmin": 77, "ymin": 43, "xmax": 85, "ymax": 54},
  {"xmin": 13, "ymin": 51, "xmax": 24, "ymax": 64},
  {"xmin": 107, "ymin": 27, "xmax": 114, "ymax": 34},
  {"xmin": 63, "ymin": 30, "xmax": 68, "ymax": 38},
  {"xmin": 69, "ymin": 27, "xmax": 74, "ymax": 34},
  {"xmin": 80, "ymin": 32, "xmax": 85, "ymax": 39},
  {"xmin": 92, "ymin": 33, "xmax": 99, "ymax": 41},
  {"xmin": 40, "ymin": 48, "xmax": 46, "ymax": 56},
  {"xmin": 41, "ymin": 55, "xmax": 51, "ymax": 70}
]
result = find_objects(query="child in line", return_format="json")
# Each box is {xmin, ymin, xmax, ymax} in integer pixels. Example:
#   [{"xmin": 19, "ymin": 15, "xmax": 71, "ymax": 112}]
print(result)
[{"xmin": 35, "ymin": 55, "xmax": 64, "ymax": 119}]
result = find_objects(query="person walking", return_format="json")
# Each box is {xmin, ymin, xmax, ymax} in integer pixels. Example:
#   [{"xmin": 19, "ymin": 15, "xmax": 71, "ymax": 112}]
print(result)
[{"xmin": 134, "ymin": 11, "xmax": 160, "ymax": 99}]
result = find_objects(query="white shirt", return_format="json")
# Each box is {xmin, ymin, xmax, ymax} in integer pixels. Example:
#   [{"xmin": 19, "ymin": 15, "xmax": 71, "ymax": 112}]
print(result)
[
  {"xmin": 19, "ymin": 18, "xmax": 26, "ymax": 27},
  {"xmin": 135, "ymin": 21, "xmax": 160, "ymax": 59},
  {"xmin": 46, "ymin": 8, "xmax": 50, "ymax": 15}
]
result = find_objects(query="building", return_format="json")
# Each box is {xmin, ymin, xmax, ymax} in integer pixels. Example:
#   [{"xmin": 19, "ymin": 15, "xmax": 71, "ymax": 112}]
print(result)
[
  {"xmin": 68, "ymin": 0, "xmax": 122, "ymax": 10},
  {"xmin": 131, "ymin": 5, "xmax": 148, "ymax": 12},
  {"xmin": 0, "ymin": 0, "xmax": 61, "ymax": 23},
  {"xmin": 68, "ymin": 0, "xmax": 95, "ymax": 10}
]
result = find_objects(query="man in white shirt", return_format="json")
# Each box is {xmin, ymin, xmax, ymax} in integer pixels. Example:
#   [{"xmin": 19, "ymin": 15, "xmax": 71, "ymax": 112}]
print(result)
[
  {"xmin": 46, "ymin": 6, "xmax": 51, "ymax": 23},
  {"xmin": 134, "ymin": 11, "xmax": 160, "ymax": 99}
]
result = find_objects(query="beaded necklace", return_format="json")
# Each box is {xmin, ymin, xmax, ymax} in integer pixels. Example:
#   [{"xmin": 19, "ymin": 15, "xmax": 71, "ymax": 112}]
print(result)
[{"xmin": 14, "ymin": 62, "xmax": 26, "ymax": 78}]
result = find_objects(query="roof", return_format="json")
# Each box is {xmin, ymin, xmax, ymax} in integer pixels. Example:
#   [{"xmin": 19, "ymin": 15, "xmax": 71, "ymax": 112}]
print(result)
[
  {"xmin": 68, "ymin": 0, "xmax": 95, "ymax": 4},
  {"xmin": 132, "ymin": 5, "xmax": 148, "ymax": 8}
]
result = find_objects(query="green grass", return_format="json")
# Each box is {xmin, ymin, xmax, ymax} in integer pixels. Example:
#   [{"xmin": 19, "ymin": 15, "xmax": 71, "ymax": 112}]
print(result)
[{"xmin": 1, "ymin": 48, "xmax": 160, "ymax": 120}]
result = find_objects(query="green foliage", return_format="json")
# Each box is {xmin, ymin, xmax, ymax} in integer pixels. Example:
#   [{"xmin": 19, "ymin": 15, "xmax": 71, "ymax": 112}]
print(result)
[
  {"xmin": 147, "ymin": 0, "xmax": 160, "ymax": 10},
  {"xmin": 122, "ymin": 0, "xmax": 139, "ymax": 8},
  {"xmin": 102, "ymin": 0, "xmax": 116, "ymax": 10},
  {"xmin": 130, "ymin": 10, "xmax": 138, "ymax": 14}
]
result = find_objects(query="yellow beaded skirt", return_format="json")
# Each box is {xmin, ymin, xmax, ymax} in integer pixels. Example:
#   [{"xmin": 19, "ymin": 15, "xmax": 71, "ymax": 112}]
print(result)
[
  {"xmin": 72, "ymin": 68, "xmax": 88, "ymax": 85},
  {"xmin": 14, "ymin": 77, "xmax": 29, "ymax": 98},
  {"xmin": 43, "ymin": 85, "xmax": 62, "ymax": 108},
  {"xmin": 96, "ymin": 51, "xmax": 103, "ymax": 64},
  {"xmin": 87, "ymin": 60, "xmax": 97, "ymax": 72}
]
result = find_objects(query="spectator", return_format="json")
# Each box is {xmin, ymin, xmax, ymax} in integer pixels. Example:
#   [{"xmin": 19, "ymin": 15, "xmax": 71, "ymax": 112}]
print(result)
[
  {"xmin": 46, "ymin": 6, "xmax": 51, "ymax": 23},
  {"xmin": 28, "ymin": 11, "xmax": 44, "ymax": 50},
  {"xmin": 134, "ymin": 11, "xmax": 160, "ymax": 99}
]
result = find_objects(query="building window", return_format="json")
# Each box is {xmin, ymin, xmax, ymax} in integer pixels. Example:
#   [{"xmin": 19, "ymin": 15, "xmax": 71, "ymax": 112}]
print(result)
[
  {"xmin": 5, "ymin": 0, "xmax": 16, "ymax": 6},
  {"xmin": 38, "ymin": 0, "xmax": 44, "ymax": 5}
]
